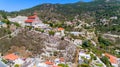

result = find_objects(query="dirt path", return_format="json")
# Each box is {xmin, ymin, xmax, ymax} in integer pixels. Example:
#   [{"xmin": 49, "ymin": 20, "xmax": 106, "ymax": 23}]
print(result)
[{"xmin": 74, "ymin": 47, "xmax": 80, "ymax": 67}]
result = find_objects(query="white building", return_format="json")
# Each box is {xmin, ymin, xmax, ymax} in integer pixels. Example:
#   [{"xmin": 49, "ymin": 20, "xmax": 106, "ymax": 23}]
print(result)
[
  {"xmin": 8, "ymin": 16, "xmax": 27, "ymax": 27},
  {"xmin": 79, "ymin": 52, "xmax": 91, "ymax": 64},
  {"xmin": 37, "ymin": 63, "xmax": 47, "ymax": 67},
  {"xmin": 0, "ymin": 22, "xmax": 7, "ymax": 28},
  {"xmin": 79, "ymin": 52, "xmax": 91, "ymax": 60},
  {"xmin": 25, "ymin": 12, "xmax": 49, "ymax": 29},
  {"xmin": 25, "ymin": 12, "xmax": 42, "ymax": 26},
  {"xmin": 74, "ymin": 39, "xmax": 82, "ymax": 45},
  {"xmin": 70, "ymin": 32, "xmax": 85, "ymax": 36},
  {"xmin": 55, "ymin": 28, "xmax": 65, "ymax": 37}
]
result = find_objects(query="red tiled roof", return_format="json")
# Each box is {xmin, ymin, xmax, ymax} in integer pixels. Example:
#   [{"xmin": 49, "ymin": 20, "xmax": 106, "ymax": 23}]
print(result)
[
  {"xmin": 58, "ymin": 28, "xmax": 64, "ymax": 31},
  {"xmin": 60, "ymin": 57, "xmax": 64, "ymax": 62},
  {"xmin": 4, "ymin": 54, "xmax": 19, "ymax": 61},
  {"xmin": 104, "ymin": 53, "xmax": 117, "ymax": 64},
  {"xmin": 28, "ymin": 16, "xmax": 37, "ymax": 19},
  {"xmin": 45, "ymin": 61, "xmax": 54, "ymax": 65},
  {"xmin": 25, "ymin": 19, "xmax": 34, "ymax": 23}
]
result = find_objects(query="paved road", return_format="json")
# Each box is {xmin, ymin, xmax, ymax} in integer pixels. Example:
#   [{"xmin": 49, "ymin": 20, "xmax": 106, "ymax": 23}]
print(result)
[{"xmin": 104, "ymin": 34, "xmax": 120, "ymax": 38}]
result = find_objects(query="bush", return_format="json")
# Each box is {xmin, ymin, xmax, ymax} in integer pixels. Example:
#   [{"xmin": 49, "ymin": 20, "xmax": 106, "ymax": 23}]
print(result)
[
  {"xmin": 49, "ymin": 23, "xmax": 53, "ymax": 27},
  {"xmin": 98, "ymin": 36, "xmax": 112, "ymax": 46},
  {"xmin": 53, "ymin": 51, "xmax": 58, "ymax": 56},
  {"xmin": 82, "ymin": 40, "xmax": 91, "ymax": 48},
  {"xmin": 95, "ymin": 63, "xmax": 103, "ymax": 67},
  {"xmin": 90, "ymin": 54, "xmax": 97, "ymax": 60},
  {"xmin": 14, "ymin": 64, "xmax": 19, "ymax": 67},
  {"xmin": 49, "ymin": 31, "xmax": 55, "ymax": 36},
  {"xmin": 9, "ymin": 35, "xmax": 12, "ymax": 38},
  {"xmin": 1, "ymin": 59, "xmax": 8, "ymax": 64},
  {"xmin": 58, "ymin": 64, "xmax": 69, "ymax": 67},
  {"xmin": 25, "ymin": 26, "xmax": 33, "ymax": 30},
  {"xmin": 100, "ymin": 56, "xmax": 112, "ymax": 67},
  {"xmin": 13, "ymin": 22, "xmax": 20, "ymax": 27},
  {"xmin": 35, "ymin": 28, "xmax": 44, "ymax": 33},
  {"xmin": 78, "ymin": 63, "xmax": 90, "ymax": 67},
  {"xmin": 7, "ymin": 30, "xmax": 11, "ymax": 34}
]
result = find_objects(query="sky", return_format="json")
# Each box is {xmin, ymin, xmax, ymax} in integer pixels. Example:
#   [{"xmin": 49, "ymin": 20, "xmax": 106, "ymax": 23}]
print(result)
[{"xmin": 0, "ymin": 0, "xmax": 92, "ymax": 12}]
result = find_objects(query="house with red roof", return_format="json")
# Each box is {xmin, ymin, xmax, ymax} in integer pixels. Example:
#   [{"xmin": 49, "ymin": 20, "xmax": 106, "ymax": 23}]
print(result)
[
  {"xmin": 45, "ymin": 61, "xmax": 54, "ymax": 67},
  {"xmin": 58, "ymin": 28, "xmax": 64, "ymax": 31},
  {"xmin": 104, "ymin": 53, "xmax": 119, "ymax": 67},
  {"xmin": 25, "ymin": 12, "xmax": 50, "ymax": 29},
  {"xmin": 55, "ymin": 27, "xmax": 65, "ymax": 37},
  {"xmin": 4, "ymin": 53, "xmax": 19, "ymax": 61},
  {"xmin": 25, "ymin": 12, "xmax": 41, "ymax": 26},
  {"xmin": 54, "ymin": 57, "xmax": 65, "ymax": 65},
  {"xmin": 4, "ymin": 53, "xmax": 25, "ymax": 66}
]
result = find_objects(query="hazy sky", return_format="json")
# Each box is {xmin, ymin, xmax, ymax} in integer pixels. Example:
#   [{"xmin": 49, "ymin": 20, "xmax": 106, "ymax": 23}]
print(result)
[{"xmin": 0, "ymin": 0, "xmax": 92, "ymax": 12}]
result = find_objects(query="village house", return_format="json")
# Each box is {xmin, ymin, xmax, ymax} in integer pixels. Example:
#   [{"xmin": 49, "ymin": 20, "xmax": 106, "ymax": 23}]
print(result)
[
  {"xmin": 25, "ymin": 12, "xmax": 50, "ymax": 29},
  {"xmin": 37, "ymin": 63, "xmax": 47, "ymax": 67},
  {"xmin": 8, "ymin": 16, "xmax": 27, "ymax": 27},
  {"xmin": 86, "ymin": 31, "xmax": 96, "ymax": 40},
  {"xmin": 0, "ymin": 22, "xmax": 4, "ymax": 28},
  {"xmin": 104, "ymin": 53, "xmax": 119, "ymax": 67},
  {"xmin": 73, "ymin": 39, "xmax": 82, "ymax": 46},
  {"xmin": 55, "ymin": 28, "xmax": 65, "ymax": 37},
  {"xmin": 10, "ymin": 24, "xmax": 17, "ymax": 32},
  {"xmin": 25, "ymin": 12, "xmax": 41, "ymax": 26},
  {"xmin": 79, "ymin": 51, "xmax": 91, "ymax": 64},
  {"xmin": 70, "ymin": 31, "xmax": 85, "ymax": 36},
  {"xmin": 3, "ymin": 53, "xmax": 24, "ymax": 66},
  {"xmin": 110, "ymin": 16, "xmax": 118, "ymax": 20},
  {"xmin": 54, "ymin": 57, "xmax": 65, "ymax": 65},
  {"xmin": 37, "ymin": 61, "xmax": 62, "ymax": 67},
  {"xmin": 0, "ymin": 22, "xmax": 7, "ymax": 28}
]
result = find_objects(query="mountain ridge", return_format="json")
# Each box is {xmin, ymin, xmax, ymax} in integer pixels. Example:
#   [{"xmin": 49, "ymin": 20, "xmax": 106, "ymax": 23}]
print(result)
[{"xmin": 0, "ymin": 0, "xmax": 120, "ymax": 34}]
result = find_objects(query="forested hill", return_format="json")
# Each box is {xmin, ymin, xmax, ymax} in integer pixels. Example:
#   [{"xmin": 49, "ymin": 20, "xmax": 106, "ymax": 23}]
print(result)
[
  {"xmin": 0, "ymin": 0, "xmax": 120, "ymax": 34},
  {"xmin": 8, "ymin": 0, "xmax": 120, "ymax": 21}
]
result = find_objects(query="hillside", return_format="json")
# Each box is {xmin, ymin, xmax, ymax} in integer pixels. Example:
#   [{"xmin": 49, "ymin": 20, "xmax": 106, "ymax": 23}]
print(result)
[
  {"xmin": 0, "ymin": 1, "xmax": 120, "ymax": 66},
  {"xmin": 0, "ymin": 29, "xmax": 76, "ymax": 61},
  {"xmin": 5, "ymin": 0, "xmax": 120, "ymax": 34},
  {"xmin": 9, "ymin": 0, "xmax": 120, "ymax": 21}
]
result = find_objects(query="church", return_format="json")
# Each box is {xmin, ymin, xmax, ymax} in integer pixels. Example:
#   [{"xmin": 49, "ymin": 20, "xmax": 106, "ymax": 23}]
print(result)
[
  {"xmin": 25, "ymin": 12, "xmax": 49, "ymax": 29},
  {"xmin": 25, "ymin": 12, "xmax": 41, "ymax": 26}
]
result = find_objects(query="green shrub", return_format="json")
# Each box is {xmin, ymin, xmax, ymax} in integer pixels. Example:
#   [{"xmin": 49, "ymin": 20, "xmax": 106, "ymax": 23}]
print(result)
[
  {"xmin": 7, "ymin": 30, "xmax": 11, "ymax": 34},
  {"xmin": 58, "ymin": 64, "xmax": 69, "ymax": 67},
  {"xmin": 78, "ymin": 63, "xmax": 90, "ymax": 67},
  {"xmin": 98, "ymin": 36, "xmax": 112, "ymax": 46},
  {"xmin": 1, "ymin": 59, "xmax": 8, "ymax": 64},
  {"xmin": 53, "ymin": 51, "xmax": 58, "ymax": 56},
  {"xmin": 95, "ymin": 63, "xmax": 103, "ymax": 67},
  {"xmin": 13, "ymin": 22, "xmax": 20, "ymax": 27},
  {"xmin": 82, "ymin": 40, "xmax": 92, "ymax": 48},
  {"xmin": 90, "ymin": 54, "xmax": 97, "ymax": 60},
  {"xmin": 49, "ymin": 31, "xmax": 55, "ymax": 36},
  {"xmin": 14, "ymin": 64, "xmax": 19, "ymax": 67},
  {"xmin": 49, "ymin": 23, "xmax": 53, "ymax": 27},
  {"xmin": 100, "ymin": 56, "xmax": 112, "ymax": 67},
  {"xmin": 35, "ymin": 28, "xmax": 44, "ymax": 33}
]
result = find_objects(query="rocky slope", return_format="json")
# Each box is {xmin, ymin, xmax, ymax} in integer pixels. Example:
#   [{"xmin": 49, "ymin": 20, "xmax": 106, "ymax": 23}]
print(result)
[{"xmin": 0, "ymin": 29, "xmax": 76, "ymax": 61}]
